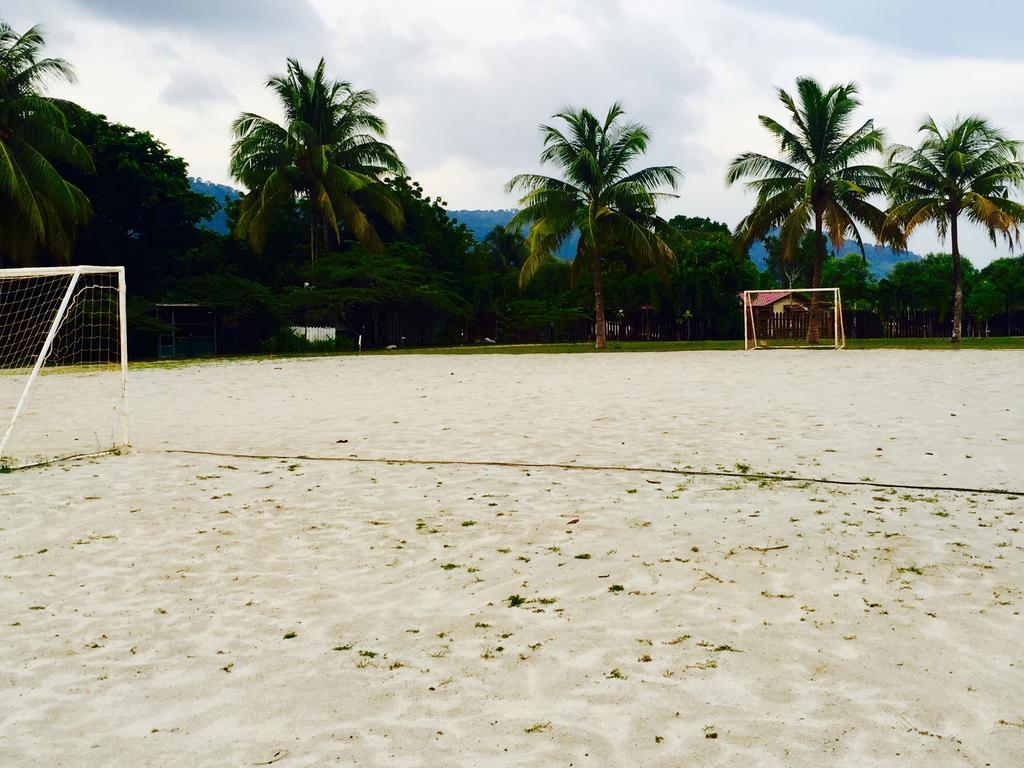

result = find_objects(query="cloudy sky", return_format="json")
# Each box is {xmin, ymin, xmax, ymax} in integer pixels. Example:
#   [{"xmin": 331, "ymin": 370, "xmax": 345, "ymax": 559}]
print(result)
[{"xmin": 10, "ymin": 0, "xmax": 1024, "ymax": 265}]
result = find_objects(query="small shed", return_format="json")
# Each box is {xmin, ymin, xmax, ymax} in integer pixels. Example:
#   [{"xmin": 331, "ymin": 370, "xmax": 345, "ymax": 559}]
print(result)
[
  {"xmin": 747, "ymin": 290, "xmax": 810, "ymax": 314},
  {"xmin": 156, "ymin": 304, "xmax": 218, "ymax": 358}
]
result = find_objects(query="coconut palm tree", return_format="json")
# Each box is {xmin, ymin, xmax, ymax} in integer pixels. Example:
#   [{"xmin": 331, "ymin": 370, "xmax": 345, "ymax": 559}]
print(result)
[
  {"xmin": 483, "ymin": 225, "xmax": 527, "ymax": 272},
  {"xmin": 886, "ymin": 116, "xmax": 1024, "ymax": 342},
  {"xmin": 0, "ymin": 21, "xmax": 93, "ymax": 266},
  {"xmin": 727, "ymin": 77, "xmax": 900, "ymax": 342},
  {"xmin": 230, "ymin": 58, "xmax": 406, "ymax": 263},
  {"xmin": 507, "ymin": 103, "xmax": 681, "ymax": 349}
]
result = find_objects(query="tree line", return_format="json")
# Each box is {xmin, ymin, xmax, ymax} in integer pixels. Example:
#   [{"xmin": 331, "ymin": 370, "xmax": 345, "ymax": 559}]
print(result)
[{"xmin": 3, "ymin": 20, "xmax": 1023, "ymax": 352}]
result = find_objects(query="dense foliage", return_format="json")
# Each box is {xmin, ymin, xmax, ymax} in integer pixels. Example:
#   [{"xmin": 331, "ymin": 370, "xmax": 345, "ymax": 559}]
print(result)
[
  {"xmin": 4, "ymin": 22, "xmax": 1024, "ymax": 354},
  {"xmin": 41, "ymin": 111, "xmax": 1024, "ymax": 353},
  {"xmin": 60, "ymin": 110, "xmax": 217, "ymax": 293}
]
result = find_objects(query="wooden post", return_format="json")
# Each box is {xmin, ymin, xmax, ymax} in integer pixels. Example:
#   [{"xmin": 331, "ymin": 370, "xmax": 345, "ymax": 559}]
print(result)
[
  {"xmin": 749, "ymin": 296, "xmax": 759, "ymax": 350},
  {"xmin": 745, "ymin": 290, "xmax": 753, "ymax": 352}
]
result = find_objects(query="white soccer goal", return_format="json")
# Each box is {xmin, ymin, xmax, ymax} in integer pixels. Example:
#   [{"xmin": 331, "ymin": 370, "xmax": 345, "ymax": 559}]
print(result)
[
  {"xmin": 742, "ymin": 288, "xmax": 845, "ymax": 350},
  {"xmin": 0, "ymin": 266, "xmax": 128, "ymax": 469}
]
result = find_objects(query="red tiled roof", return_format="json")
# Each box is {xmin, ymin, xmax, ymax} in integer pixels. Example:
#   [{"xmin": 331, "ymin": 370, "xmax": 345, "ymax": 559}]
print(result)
[{"xmin": 748, "ymin": 290, "xmax": 795, "ymax": 307}]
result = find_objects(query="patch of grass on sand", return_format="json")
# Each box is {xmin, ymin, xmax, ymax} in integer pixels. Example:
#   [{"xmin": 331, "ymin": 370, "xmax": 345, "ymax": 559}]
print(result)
[{"xmin": 896, "ymin": 564, "xmax": 925, "ymax": 576}]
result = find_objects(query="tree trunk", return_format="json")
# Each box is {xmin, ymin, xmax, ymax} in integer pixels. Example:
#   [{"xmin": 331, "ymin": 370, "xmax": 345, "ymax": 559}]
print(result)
[
  {"xmin": 951, "ymin": 216, "xmax": 963, "ymax": 343},
  {"xmin": 308, "ymin": 199, "xmax": 319, "ymax": 265},
  {"xmin": 807, "ymin": 209, "xmax": 826, "ymax": 344},
  {"xmin": 592, "ymin": 254, "xmax": 606, "ymax": 349}
]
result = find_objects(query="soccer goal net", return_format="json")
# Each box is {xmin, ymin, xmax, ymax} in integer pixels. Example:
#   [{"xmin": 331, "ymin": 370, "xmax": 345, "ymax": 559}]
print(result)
[
  {"xmin": 0, "ymin": 266, "xmax": 127, "ymax": 469},
  {"xmin": 742, "ymin": 288, "xmax": 845, "ymax": 350}
]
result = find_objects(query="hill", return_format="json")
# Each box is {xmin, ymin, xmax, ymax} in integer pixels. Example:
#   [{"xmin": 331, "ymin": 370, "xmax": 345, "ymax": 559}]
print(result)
[
  {"xmin": 452, "ymin": 209, "xmax": 920, "ymax": 277},
  {"xmin": 747, "ymin": 235, "xmax": 920, "ymax": 279},
  {"xmin": 188, "ymin": 196, "xmax": 920, "ymax": 278},
  {"xmin": 189, "ymin": 177, "xmax": 242, "ymax": 234},
  {"xmin": 448, "ymin": 209, "xmax": 578, "ymax": 260}
]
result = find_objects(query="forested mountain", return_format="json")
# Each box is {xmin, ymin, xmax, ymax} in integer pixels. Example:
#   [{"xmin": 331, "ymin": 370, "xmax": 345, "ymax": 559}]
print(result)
[
  {"xmin": 189, "ymin": 194, "xmax": 921, "ymax": 279},
  {"xmin": 189, "ymin": 177, "xmax": 242, "ymax": 234},
  {"xmin": 448, "ymin": 209, "xmax": 579, "ymax": 260},
  {"xmin": 453, "ymin": 209, "xmax": 920, "ymax": 277},
  {"xmin": 747, "ymin": 236, "xmax": 921, "ymax": 278}
]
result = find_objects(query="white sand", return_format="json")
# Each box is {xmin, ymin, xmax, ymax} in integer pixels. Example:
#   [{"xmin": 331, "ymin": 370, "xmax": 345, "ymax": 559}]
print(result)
[{"xmin": 2, "ymin": 350, "xmax": 1023, "ymax": 766}]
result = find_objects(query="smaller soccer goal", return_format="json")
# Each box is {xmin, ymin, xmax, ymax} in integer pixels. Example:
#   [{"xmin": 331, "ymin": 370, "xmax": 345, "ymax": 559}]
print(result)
[
  {"xmin": 1, "ymin": 266, "xmax": 128, "ymax": 469},
  {"xmin": 742, "ymin": 288, "xmax": 845, "ymax": 350}
]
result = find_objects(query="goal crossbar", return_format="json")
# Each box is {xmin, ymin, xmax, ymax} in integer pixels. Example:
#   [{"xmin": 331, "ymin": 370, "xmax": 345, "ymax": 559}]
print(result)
[{"xmin": 0, "ymin": 265, "xmax": 128, "ymax": 277}]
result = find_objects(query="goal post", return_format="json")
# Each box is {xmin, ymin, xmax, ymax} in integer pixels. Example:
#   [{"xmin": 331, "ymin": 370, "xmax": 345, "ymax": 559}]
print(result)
[
  {"xmin": 0, "ymin": 266, "xmax": 128, "ymax": 469},
  {"xmin": 742, "ymin": 288, "xmax": 845, "ymax": 350}
]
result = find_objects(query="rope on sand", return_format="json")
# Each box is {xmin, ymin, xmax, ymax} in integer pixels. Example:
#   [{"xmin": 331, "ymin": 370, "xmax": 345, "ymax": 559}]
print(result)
[{"xmin": 161, "ymin": 449, "xmax": 1024, "ymax": 498}]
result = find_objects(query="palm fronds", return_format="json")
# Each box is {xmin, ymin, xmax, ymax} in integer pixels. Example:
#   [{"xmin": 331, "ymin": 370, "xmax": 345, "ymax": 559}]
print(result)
[
  {"xmin": 230, "ymin": 57, "xmax": 406, "ymax": 260},
  {"xmin": 506, "ymin": 103, "xmax": 681, "ymax": 347},
  {"xmin": 509, "ymin": 103, "xmax": 681, "ymax": 284},
  {"xmin": 727, "ymin": 77, "xmax": 900, "ymax": 270},
  {"xmin": 886, "ymin": 115, "xmax": 1024, "ymax": 339},
  {"xmin": 0, "ymin": 21, "xmax": 92, "ymax": 265}
]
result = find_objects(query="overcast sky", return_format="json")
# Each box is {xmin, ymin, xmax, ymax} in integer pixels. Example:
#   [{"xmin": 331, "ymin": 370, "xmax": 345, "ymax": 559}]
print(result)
[{"xmin": 10, "ymin": 0, "xmax": 1024, "ymax": 265}]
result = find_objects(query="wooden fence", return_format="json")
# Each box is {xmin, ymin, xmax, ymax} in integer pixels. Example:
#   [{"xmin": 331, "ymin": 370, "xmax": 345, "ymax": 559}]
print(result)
[
  {"xmin": 303, "ymin": 306, "xmax": 1024, "ymax": 349},
  {"xmin": 750, "ymin": 308, "xmax": 1024, "ymax": 341}
]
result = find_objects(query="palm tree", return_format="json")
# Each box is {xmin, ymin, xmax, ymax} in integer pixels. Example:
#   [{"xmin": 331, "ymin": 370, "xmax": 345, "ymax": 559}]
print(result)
[
  {"xmin": 230, "ymin": 58, "xmax": 406, "ymax": 263},
  {"xmin": 727, "ymin": 77, "xmax": 900, "ymax": 342},
  {"xmin": 483, "ymin": 225, "xmax": 527, "ymax": 272},
  {"xmin": 507, "ymin": 103, "xmax": 681, "ymax": 349},
  {"xmin": 887, "ymin": 116, "xmax": 1024, "ymax": 342},
  {"xmin": 0, "ymin": 21, "xmax": 92, "ymax": 266}
]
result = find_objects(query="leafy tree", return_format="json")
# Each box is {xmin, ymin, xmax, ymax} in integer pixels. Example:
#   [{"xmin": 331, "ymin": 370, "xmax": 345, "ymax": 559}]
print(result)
[
  {"xmin": 727, "ymin": 78, "xmax": 901, "ymax": 341},
  {"xmin": 481, "ymin": 225, "xmax": 527, "ymax": 314},
  {"xmin": 887, "ymin": 116, "xmax": 1024, "ymax": 341},
  {"xmin": 507, "ymin": 103, "xmax": 682, "ymax": 348},
  {"xmin": 264, "ymin": 175, "xmax": 495, "ymax": 346},
  {"xmin": 502, "ymin": 259, "xmax": 585, "ymax": 340},
  {"xmin": 966, "ymin": 279, "xmax": 1003, "ymax": 334},
  {"xmin": 668, "ymin": 215, "xmax": 729, "ymax": 235},
  {"xmin": 980, "ymin": 256, "xmax": 1024, "ymax": 315},
  {"xmin": 666, "ymin": 218, "xmax": 760, "ymax": 338},
  {"xmin": 483, "ymin": 225, "xmax": 527, "ymax": 271},
  {"xmin": 230, "ymin": 58, "xmax": 406, "ymax": 263},
  {"xmin": 821, "ymin": 253, "xmax": 876, "ymax": 309},
  {"xmin": 60, "ymin": 109, "xmax": 216, "ymax": 294},
  {"xmin": 877, "ymin": 253, "xmax": 978, "ymax": 318},
  {"xmin": 761, "ymin": 231, "xmax": 818, "ymax": 289},
  {"xmin": 0, "ymin": 21, "xmax": 92, "ymax": 266},
  {"xmin": 382, "ymin": 177, "xmax": 475, "ymax": 272}
]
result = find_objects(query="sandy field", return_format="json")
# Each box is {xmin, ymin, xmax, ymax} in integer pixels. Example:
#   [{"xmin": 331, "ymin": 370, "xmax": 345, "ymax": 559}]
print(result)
[{"xmin": 2, "ymin": 350, "xmax": 1023, "ymax": 766}]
